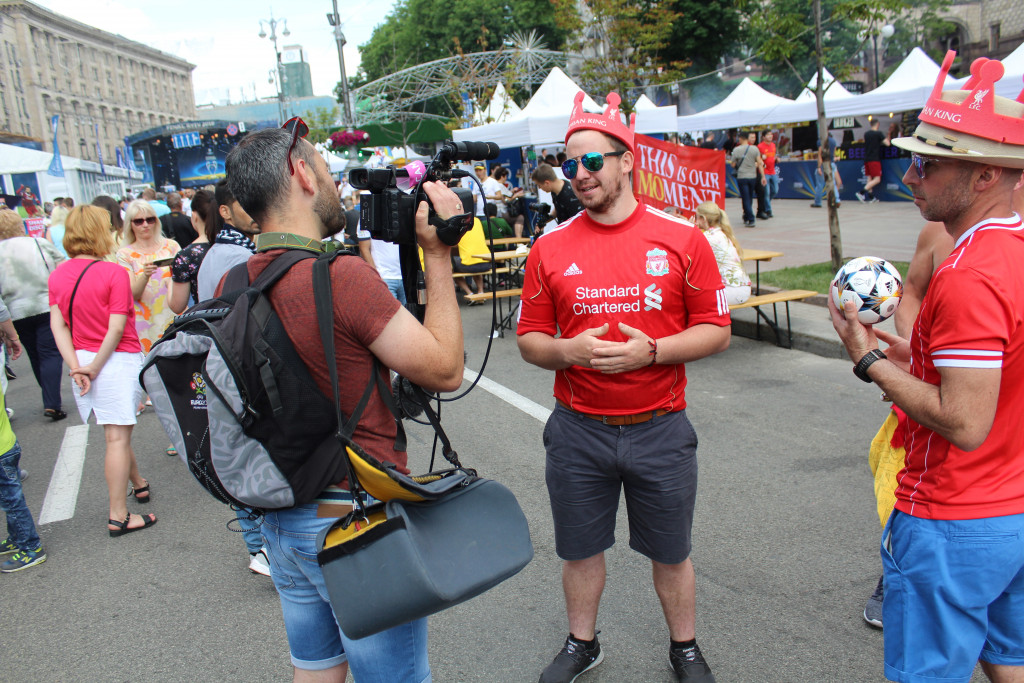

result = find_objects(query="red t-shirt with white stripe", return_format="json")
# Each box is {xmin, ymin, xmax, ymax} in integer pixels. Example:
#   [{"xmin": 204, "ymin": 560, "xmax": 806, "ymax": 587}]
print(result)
[
  {"xmin": 895, "ymin": 214, "xmax": 1024, "ymax": 519},
  {"xmin": 517, "ymin": 202, "xmax": 730, "ymax": 414}
]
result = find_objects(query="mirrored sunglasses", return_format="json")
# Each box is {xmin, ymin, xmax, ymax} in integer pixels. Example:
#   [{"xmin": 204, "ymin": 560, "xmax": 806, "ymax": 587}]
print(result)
[
  {"xmin": 561, "ymin": 151, "xmax": 626, "ymax": 179},
  {"xmin": 910, "ymin": 153, "xmax": 952, "ymax": 180}
]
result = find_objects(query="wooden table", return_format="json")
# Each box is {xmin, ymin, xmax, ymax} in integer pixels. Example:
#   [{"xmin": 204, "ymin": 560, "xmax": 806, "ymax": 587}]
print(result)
[
  {"xmin": 742, "ymin": 249, "xmax": 783, "ymax": 293},
  {"xmin": 473, "ymin": 248, "xmax": 530, "ymax": 262},
  {"xmin": 488, "ymin": 237, "xmax": 531, "ymax": 247}
]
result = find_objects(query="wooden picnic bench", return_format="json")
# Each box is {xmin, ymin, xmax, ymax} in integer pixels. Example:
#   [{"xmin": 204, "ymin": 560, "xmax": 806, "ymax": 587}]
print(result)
[
  {"xmin": 465, "ymin": 288, "xmax": 525, "ymax": 338},
  {"xmin": 729, "ymin": 289, "xmax": 818, "ymax": 348}
]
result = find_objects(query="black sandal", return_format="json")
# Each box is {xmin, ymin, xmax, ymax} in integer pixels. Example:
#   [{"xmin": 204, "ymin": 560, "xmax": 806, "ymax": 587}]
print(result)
[
  {"xmin": 108, "ymin": 513, "xmax": 157, "ymax": 537},
  {"xmin": 44, "ymin": 408, "xmax": 68, "ymax": 421},
  {"xmin": 130, "ymin": 481, "xmax": 151, "ymax": 504}
]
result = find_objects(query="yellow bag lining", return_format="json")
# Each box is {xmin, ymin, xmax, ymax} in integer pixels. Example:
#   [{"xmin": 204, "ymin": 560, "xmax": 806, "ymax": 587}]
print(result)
[{"xmin": 323, "ymin": 509, "xmax": 389, "ymax": 548}]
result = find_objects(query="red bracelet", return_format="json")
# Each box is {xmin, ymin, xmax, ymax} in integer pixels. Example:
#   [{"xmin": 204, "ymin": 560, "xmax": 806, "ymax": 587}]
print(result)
[{"xmin": 648, "ymin": 338, "xmax": 657, "ymax": 365}]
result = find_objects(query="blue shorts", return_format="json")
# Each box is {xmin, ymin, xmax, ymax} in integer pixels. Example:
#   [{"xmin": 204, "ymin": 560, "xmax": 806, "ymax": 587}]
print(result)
[
  {"xmin": 261, "ymin": 504, "xmax": 431, "ymax": 682},
  {"xmin": 881, "ymin": 510, "xmax": 1024, "ymax": 683},
  {"xmin": 543, "ymin": 405, "xmax": 698, "ymax": 564}
]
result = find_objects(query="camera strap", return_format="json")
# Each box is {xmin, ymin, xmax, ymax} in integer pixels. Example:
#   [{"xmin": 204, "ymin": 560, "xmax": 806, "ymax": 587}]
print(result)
[{"xmin": 429, "ymin": 211, "xmax": 474, "ymax": 244}]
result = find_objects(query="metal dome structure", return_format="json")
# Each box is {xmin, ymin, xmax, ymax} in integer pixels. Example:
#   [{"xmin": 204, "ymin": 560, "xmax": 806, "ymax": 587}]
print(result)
[{"xmin": 349, "ymin": 31, "xmax": 569, "ymax": 126}]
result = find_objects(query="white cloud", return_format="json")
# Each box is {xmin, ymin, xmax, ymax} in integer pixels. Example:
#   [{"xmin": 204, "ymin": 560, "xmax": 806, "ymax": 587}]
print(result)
[{"xmin": 33, "ymin": 0, "xmax": 398, "ymax": 105}]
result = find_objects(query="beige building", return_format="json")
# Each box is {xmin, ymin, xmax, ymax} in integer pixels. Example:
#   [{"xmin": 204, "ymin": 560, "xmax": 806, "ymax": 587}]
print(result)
[
  {"xmin": 941, "ymin": 0, "xmax": 1024, "ymax": 62},
  {"xmin": 0, "ymin": 0, "xmax": 195, "ymax": 164}
]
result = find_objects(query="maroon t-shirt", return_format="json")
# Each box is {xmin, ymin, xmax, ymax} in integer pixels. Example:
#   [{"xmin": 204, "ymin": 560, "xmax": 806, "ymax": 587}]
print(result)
[{"xmin": 241, "ymin": 250, "xmax": 405, "ymax": 478}]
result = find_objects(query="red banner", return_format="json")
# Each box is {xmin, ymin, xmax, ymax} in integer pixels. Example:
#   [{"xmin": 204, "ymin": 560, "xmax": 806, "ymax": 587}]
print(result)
[{"xmin": 633, "ymin": 134, "xmax": 726, "ymax": 213}]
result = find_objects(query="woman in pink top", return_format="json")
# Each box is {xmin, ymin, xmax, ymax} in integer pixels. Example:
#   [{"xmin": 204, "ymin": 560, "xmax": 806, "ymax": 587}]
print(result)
[{"xmin": 48, "ymin": 206, "xmax": 157, "ymax": 537}]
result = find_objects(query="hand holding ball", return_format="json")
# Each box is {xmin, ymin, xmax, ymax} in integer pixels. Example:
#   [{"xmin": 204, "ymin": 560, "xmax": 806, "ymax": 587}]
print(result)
[{"xmin": 831, "ymin": 257, "xmax": 903, "ymax": 325}]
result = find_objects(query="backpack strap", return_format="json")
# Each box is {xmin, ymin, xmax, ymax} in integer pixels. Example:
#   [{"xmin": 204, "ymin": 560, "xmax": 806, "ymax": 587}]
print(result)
[{"xmin": 222, "ymin": 247, "xmax": 315, "ymax": 295}]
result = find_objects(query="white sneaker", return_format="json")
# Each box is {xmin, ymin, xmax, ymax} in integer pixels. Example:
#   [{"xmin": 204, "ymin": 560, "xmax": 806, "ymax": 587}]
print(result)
[{"xmin": 248, "ymin": 547, "xmax": 271, "ymax": 577}]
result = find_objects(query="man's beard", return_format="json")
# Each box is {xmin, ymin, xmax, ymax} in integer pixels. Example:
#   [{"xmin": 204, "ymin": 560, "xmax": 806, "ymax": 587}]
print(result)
[
  {"xmin": 919, "ymin": 167, "xmax": 975, "ymax": 224},
  {"xmin": 314, "ymin": 178, "xmax": 345, "ymax": 238},
  {"xmin": 579, "ymin": 173, "xmax": 627, "ymax": 215}
]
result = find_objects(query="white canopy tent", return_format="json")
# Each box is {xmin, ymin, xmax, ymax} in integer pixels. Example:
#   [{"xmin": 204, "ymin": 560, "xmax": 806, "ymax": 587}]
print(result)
[
  {"xmin": 632, "ymin": 94, "xmax": 678, "ymax": 133},
  {"xmin": 824, "ymin": 47, "xmax": 953, "ymax": 117},
  {"xmin": 794, "ymin": 68, "xmax": 855, "ymax": 101},
  {"xmin": 474, "ymin": 82, "xmax": 522, "ymax": 124},
  {"xmin": 454, "ymin": 67, "xmax": 678, "ymax": 148},
  {"xmin": 677, "ymin": 48, "xmax": 955, "ymax": 133},
  {"xmin": 0, "ymin": 143, "xmax": 141, "ymax": 204},
  {"xmin": 676, "ymin": 77, "xmax": 796, "ymax": 132}
]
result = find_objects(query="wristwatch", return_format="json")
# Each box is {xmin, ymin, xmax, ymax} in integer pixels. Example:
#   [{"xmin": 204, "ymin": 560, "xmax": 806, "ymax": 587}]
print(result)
[{"xmin": 854, "ymin": 349, "xmax": 887, "ymax": 383}]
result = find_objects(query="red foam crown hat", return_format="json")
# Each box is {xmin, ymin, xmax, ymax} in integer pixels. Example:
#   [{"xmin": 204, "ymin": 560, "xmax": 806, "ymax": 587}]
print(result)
[
  {"xmin": 565, "ymin": 91, "xmax": 637, "ymax": 152},
  {"xmin": 918, "ymin": 51, "xmax": 1024, "ymax": 145}
]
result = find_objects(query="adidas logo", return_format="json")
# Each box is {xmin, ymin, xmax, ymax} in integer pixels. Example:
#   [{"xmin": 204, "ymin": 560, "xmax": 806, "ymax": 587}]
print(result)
[{"xmin": 563, "ymin": 262, "xmax": 583, "ymax": 277}]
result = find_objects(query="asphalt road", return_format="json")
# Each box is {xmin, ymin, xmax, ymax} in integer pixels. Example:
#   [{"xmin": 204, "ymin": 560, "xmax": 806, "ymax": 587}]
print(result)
[{"xmin": 3, "ymin": 199, "xmax": 987, "ymax": 682}]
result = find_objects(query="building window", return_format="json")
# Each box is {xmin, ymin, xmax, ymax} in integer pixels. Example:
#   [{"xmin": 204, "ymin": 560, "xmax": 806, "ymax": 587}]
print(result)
[{"xmin": 989, "ymin": 23, "xmax": 1000, "ymax": 52}]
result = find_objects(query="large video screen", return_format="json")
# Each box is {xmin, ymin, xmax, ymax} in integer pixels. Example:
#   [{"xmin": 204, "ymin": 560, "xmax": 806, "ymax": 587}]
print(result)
[{"xmin": 177, "ymin": 136, "xmax": 235, "ymax": 187}]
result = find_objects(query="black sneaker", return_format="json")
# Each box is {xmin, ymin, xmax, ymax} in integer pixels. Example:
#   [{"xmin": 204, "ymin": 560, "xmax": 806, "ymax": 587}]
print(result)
[
  {"xmin": 864, "ymin": 575, "xmax": 884, "ymax": 629},
  {"xmin": 539, "ymin": 634, "xmax": 604, "ymax": 683},
  {"xmin": 670, "ymin": 642, "xmax": 716, "ymax": 682}
]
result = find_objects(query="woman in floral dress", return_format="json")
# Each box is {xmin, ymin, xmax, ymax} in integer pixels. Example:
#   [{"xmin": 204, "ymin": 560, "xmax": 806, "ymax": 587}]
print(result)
[
  {"xmin": 169, "ymin": 189, "xmax": 216, "ymax": 314},
  {"xmin": 695, "ymin": 201, "xmax": 751, "ymax": 306},
  {"xmin": 115, "ymin": 200, "xmax": 179, "ymax": 354}
]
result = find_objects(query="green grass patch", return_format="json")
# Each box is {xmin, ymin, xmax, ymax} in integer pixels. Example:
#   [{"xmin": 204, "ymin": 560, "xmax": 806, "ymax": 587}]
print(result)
[{"xmin": 758, "ymin": 260, "xmax": 910, "ymax": 293}]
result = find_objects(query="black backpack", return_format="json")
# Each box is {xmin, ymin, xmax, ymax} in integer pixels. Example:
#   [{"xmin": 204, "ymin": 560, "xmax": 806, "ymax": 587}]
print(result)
[{"xmin": 140, "ymin": 248, "xmax": 398, "ymax": 511}]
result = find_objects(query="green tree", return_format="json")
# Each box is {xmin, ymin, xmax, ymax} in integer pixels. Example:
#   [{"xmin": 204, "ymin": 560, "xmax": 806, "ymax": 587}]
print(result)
[
  {"xmin": 744, "ymin": 0, "xmax": 914, "ymax": 270},
  {"xmin": 662, "ymin": 0, "xmax": 744, "ymax": 77},
  {"xmin": 306, "ymin": 106, "xmax": 340, "ymax": 144},
  {"xmin": 554, "ymin": 0, "xmax": 687, "ymax": 108},
  {"xmin": 357, "ymin": 0, "xmax": 566, "ymax": 84}
]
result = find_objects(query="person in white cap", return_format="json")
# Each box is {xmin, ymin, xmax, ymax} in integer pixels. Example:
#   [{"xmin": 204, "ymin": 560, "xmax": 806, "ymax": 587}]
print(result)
[{"xmin": 831, "ymin": 52, "xmax": 1024, "ymax": 683}]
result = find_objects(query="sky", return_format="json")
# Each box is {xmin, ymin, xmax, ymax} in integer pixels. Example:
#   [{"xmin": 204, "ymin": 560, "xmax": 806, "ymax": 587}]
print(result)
[{"xmin": 34, "ymin": 0, "xmax": 400, "ymax": 106}]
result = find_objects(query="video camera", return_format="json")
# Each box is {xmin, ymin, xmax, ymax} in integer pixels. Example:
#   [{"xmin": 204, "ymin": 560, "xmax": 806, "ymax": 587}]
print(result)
[
  {"xmin": 533, "ymin": 202, "xmax": 554, "ymax": 234},
  {"xmin": 349, "ymin": 140, "xmax": 500, "ymax": 246}
]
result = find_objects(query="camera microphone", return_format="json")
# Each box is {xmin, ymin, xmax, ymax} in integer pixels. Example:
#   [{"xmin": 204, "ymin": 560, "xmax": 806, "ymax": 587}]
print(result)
[{"xmin": 441, "ymin": 141, "xmax": 500, "ymax": 162}]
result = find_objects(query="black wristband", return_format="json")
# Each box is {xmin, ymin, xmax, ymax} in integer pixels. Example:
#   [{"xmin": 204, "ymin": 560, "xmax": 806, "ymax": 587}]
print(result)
[{"xmin": 853, "ymin": 349, "xmax": 887, "ymax": 383}]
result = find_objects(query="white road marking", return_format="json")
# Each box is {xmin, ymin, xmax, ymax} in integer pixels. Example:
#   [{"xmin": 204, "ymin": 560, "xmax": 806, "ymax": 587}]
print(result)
[
  {"xmin": 464, "ymin": 368, "xmax": 551, "ymax": 424},
  {"xmin": 38, "ymin": 425, "xmax": 90, "ymax": 525}
]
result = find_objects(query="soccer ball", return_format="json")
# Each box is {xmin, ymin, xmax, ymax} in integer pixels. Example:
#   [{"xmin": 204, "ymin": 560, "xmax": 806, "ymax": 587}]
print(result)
[{"xmin": 831, "ymin": 257, "xmax": 903, "ymax": 325}]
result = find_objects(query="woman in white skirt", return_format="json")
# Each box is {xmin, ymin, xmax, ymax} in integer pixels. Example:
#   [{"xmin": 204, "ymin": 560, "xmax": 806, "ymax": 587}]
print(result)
[
  {"xmin": 48, "ymin": 206, "xmax": 157, "ymax": 537},
  {"xmin": 695, "ymin": 201, "xmax": 752, "ymax": 306}
]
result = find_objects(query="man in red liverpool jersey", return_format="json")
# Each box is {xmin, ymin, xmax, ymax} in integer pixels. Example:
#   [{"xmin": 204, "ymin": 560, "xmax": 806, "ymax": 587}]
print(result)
[
  {"xmin": 831, "ymin": 52, "xmax": 1024, "ymax": 683},
  {"xmin": 518, "ymin": 91, "xmax": 730, "ymax": 683}
]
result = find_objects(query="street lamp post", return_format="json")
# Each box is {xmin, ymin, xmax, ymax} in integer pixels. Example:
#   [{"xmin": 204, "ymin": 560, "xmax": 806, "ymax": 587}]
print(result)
[
  {"xmin": 872, "ymin": 23, "xmax": 895, "ymax": 88},
  {"xmin": 258, "ymin": 12, "xmax": 290, "ymax": 124},
  {"xmin": 327, "ymin": 1, "xmax": 354, "ymax": 128}
]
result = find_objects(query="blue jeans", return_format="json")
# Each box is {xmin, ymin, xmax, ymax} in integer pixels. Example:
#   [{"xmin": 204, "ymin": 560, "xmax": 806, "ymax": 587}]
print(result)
[
  {"xmin": 0, "ymin": 441, "xmax": 42, "ymax": 551},
  {"xmin": 262, "ymin": 504, "xmax": 431, "ymax": 681},
  {"xmin": 737, "ymin": 177, "xmax": 756, "ymax": 223},
  {"xmin": 812, "ymin": 164, "xmax": 841, "ymax": 206},
  {"xmin": 384, "ymin": 278, "xmax": 407, "ymax": 306},
  {"xmin": 236, "ymin": 508, "xmax": 264, "ymax": 554},
  {"xmin": 13, "ymin": 313, "xmax": 64, "ymax": 411},
  {"xmin": 764, "ymin": 173, "xmax": 780, "ymax": 214}
]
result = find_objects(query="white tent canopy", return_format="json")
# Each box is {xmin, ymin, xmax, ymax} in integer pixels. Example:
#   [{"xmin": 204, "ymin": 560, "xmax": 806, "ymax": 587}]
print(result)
[
  {"xmin": 632, "ymin": 94, "xmax": 678, "ymax": 133},
  {"xmin": 676, "ymin": 77, "xmax": 796, "ymax": 132},
  {"xmin": 677, "ymin": 48, "xmax": 958, "ymax": 132},
  {"xmin": 454, "ymin": 67, "xmax": 678, "ymax": 148},
  {"xmin": 474, "ymin": 82, "xmax": 522, "ymax": 124},
  {"xmin": 795, "ymin": 68, "xmax": 854, "ymax": 102}
]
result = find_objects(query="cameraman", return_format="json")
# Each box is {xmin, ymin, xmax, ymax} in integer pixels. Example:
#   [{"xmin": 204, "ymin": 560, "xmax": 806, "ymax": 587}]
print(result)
[
  {"xmin": 531, "ymin": 163, "xmax": 583, "ymax": 225},
  {"xmin": 224, "ymin": 127, "xmax": 465, "ymax": 683}
]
